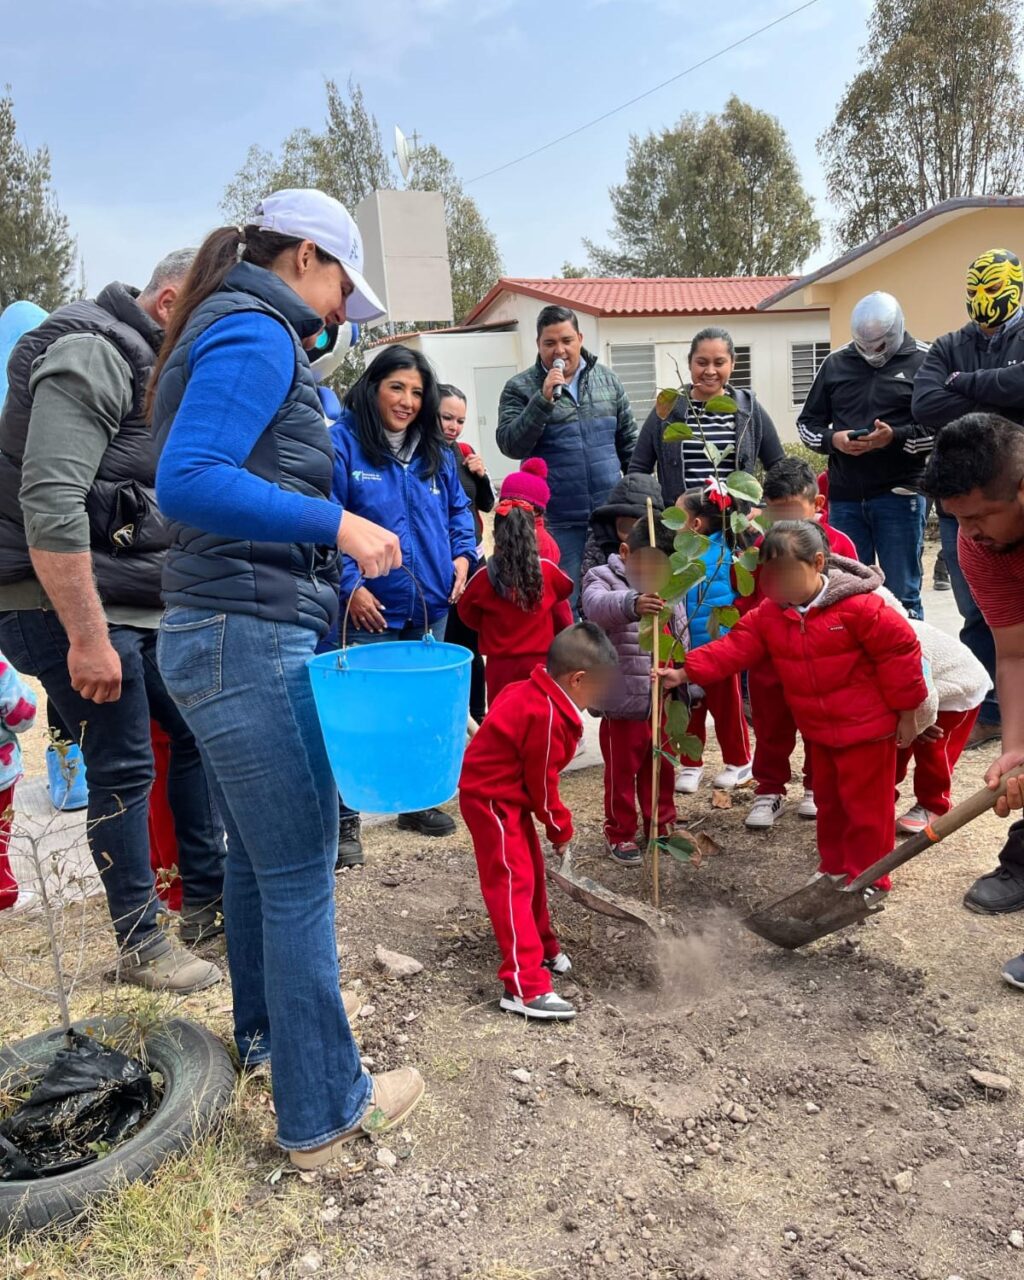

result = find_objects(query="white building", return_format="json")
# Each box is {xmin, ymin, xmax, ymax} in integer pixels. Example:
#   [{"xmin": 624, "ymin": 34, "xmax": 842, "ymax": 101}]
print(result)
[{"xmin": 367, "ymin": 276, "xmax": 830, "ymax": 480}]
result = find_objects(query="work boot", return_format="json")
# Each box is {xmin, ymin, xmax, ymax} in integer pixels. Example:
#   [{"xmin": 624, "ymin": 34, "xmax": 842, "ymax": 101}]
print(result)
[
  {"xmin": 119, "ymin": 935, "xmax": 221, "ymax": 993},
  {"xmin": 179, "ymin": 901, "xmax": 225, "ymax": 945},
  {"xmin": 964, "ymin": 721, "xmax": 1001, "ymax": 751},
  {"xmin": 397, "ymin": 809, "xmax": 456, "ymax": 837},
  {"xmin": 963, "ymin": 865, "xmax": 1024, "ymax": 914},
  {"xmin": 336, "ymin": 814, "xmax": 364, "ymax": 870},
  {"xmin": 288, "ymin": 1067, "xmax": 426, "ymax": 1170}
]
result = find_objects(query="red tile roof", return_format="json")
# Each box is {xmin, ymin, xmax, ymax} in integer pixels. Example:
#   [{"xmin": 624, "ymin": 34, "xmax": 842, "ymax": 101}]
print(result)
[{"xmin": 465, "ymin": 276, "xmax": 797, "ymax": 323}]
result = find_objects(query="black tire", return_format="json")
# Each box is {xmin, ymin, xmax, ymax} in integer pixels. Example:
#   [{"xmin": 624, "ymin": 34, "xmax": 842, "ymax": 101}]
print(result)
[{"xmin": 0, "ymin": 1016, "xmax": 236, "ymax": 1238}]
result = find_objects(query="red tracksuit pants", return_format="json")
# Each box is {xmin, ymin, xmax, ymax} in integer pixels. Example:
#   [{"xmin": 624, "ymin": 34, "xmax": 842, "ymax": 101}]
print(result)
[
  {"xmin": 599, "ymin": 717, "xmax": 677, "ymax": 844},
  {"xmin": 459, "ymin": 791, "xmax": 559, "ymax": 1001},
  {"xmin": 0, "ymin": 783, "xmax": 18, "ymax": 911},
  {"xmin": 809, "ymin": 736, "xmax": 897, "ymax": 889},
  {"xmin": 676, "ymin": 675, "xmax": 751, "ymax": 768},
  {"xmin": 484, "ymin": 654, "xmax": 545, "ymax": 709},
  {"xmin": 149, "ymin": 722, "xmax": 182, "ymax": 912},
  {"xmin": 895, "ymin": 707, "xmax": 979, "ymax": 815},
  {"xmin": 749, "ymin": 660, "xmax": 812, "ymax": 797}
]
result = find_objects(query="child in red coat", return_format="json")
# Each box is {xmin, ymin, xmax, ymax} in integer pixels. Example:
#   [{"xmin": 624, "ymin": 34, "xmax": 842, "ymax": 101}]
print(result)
[
  {"xmin": 459, "ymin": 624, "xmax": 618, "ymax": 1020},
  {"xmin": 744, "ymin": 457, "xmax": 859, "ymax": 829},
  {"xmin": 661, "ymin": 521, "xmax": 927, "ymax": 890},
  {"xmin": 458, "ymin": 477, "xmax": 573, "ymax": 705}
]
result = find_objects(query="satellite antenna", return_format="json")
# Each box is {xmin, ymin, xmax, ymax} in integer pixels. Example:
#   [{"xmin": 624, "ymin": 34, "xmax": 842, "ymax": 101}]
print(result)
[{"xmin": 394, "ymin": 125, "xmax": 421, "ymax": 181}]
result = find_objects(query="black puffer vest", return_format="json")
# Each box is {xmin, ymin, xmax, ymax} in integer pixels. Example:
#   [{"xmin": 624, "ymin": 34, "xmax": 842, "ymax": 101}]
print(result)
[
  {"xmin": 152, "ymin": 263, "xmax": 340, "ymax": 636},
  {"xmin": 0, "ymin": 283, "xmax": 168, "ymax": 607}
]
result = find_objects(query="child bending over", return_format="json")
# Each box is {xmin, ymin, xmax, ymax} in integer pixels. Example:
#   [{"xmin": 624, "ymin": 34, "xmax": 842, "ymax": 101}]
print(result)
[
  {"xmin": 660, "ymin": 522, "xmax": 927, "ymax": 891},
  {"xmin": 458, "ymin": 624, "xmax": 618, "ymax": 1021},
  {"xmin": 0, "ymin": 653, "xmax": 37, "ymax": 912}
]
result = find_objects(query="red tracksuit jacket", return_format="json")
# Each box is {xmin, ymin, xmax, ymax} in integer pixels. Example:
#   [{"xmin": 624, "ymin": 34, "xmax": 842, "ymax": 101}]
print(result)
[
  {"xmin": 684, "ymin": 560, "xmax": 927, "ymax": 748},
  {"xmin": 459, "ymin": 665, "xmax": 582, "ymax": 844},
  {"xmin": 457, "ymin": 561, "xmax": 574, "ymax": 658}
]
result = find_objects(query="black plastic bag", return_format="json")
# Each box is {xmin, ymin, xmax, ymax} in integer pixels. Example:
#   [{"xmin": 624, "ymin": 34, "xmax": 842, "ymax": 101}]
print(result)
[{"xmin": 0, "ymin": 1032, "xmax": 156, "ymax": 1180}]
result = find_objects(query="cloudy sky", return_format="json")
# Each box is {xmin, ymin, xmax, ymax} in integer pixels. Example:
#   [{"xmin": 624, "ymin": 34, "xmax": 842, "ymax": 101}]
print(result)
[{"xmin": 5, "ymin": 0, "xmax": 871, "ymax": 294}]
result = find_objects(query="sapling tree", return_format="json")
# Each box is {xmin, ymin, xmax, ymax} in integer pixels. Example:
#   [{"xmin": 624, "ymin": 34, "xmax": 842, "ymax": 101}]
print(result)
[{"xmin": 634, "ymin": 378, "xmax": 765, "ymax": 903}]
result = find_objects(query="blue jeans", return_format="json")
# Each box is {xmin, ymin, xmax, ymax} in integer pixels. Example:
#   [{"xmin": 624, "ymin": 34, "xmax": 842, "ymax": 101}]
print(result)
[
  {"xmin": 829, "ymin": 493, "xmax": 926, "ymax": 619},
  {"xmin": 0, "ymin": 611, "xmax": 224, "ymax": 948},
  {"xmin": 938, "ymin": 513, "xmax": 1000, "ymax": 726},
  {"xmin": 157, "ymin": 607, "xmax": 371, "ymax": 1150},
  {"xmin": 547, "ymin": 523, "xmax": 588, "ymax": 617},
  {"xmin": 337, "ymin": 617, "xmax": 447, "ymax": 820}
]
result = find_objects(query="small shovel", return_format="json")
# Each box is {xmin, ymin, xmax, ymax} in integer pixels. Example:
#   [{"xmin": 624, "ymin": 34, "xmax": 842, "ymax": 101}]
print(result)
[
  {"xmin": 745, "ymin": 764, "xmax": 1024, "ymax": 950},
  {"xmin": 546, "ymin": 846, "xmax": 667, "ymax": 936}
]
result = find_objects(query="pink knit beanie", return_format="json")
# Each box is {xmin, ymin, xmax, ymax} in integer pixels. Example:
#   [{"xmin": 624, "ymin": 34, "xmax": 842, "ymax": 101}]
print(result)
[{"xmin": 499, "ymin": 458, "xmax": 550, "ymax": 511}]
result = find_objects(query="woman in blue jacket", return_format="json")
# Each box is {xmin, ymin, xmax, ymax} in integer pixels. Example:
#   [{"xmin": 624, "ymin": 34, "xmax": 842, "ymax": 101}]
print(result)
[{"xmin": 330, "ymin": 344, "xmax": 476, "ymax": 854}]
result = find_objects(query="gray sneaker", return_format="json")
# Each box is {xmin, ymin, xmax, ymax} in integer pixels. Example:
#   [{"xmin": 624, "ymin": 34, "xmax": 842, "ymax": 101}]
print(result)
[
  {"xmin": 119, "ymin": 936, "xmax": 222, "ymax": 993},
  {"xmin": 500, "ymin": 991, "xmax": 576, "ymax": 1021}
]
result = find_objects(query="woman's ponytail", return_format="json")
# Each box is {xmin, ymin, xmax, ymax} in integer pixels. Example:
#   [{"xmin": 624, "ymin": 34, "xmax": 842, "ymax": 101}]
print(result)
[{"xmin": 492, "ymin": 503, "xmax": 543, "ymax": 612}]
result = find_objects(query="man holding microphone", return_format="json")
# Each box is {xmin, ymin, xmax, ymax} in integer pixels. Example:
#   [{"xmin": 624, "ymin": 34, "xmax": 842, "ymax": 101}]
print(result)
[{"xmin": 497, "ymin": 305, "xmax": 637, "ymax": 612}]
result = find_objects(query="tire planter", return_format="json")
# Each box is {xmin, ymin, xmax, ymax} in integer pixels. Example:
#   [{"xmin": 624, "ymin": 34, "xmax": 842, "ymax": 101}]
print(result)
[{"xmin": 0, "ymin": 1017, "xmax": 236, "ymax": 1237}]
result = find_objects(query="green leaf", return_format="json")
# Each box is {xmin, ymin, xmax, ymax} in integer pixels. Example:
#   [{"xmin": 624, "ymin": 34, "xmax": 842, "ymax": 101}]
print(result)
[
  {"xmin": 730, "ymin": 509, "xmax": 753, "ymax": 537},
  {"xmin": 660, "ymin": 833, "xmax": 697, "ymax": 862},
  {"xmin": 734, "ymin": 562, "xmax": 756, "ymax": 597},
  {"xmin": 672, "ymin": 529, "xmax": 710, "ymax": 560},
  {"xmin": 753, "ymin": 511, "xmax": 772, "ymax": 532},
  {"xmin": 666, "ymin": 700, "xmax": 690, "ymax": 741},
  {"xmin": 655, "ymin": 387, "xmax": 680, "ymax": 420},
  {"xmin": 738, "ymin": 545, "xmax": 761, "ymax": 573},
  {"xmin": 663, "ymin": 420, "xmax": 694, "ymax": 442},
  {"xmin": 673, "ymin": 732, "xmax": 703, "ymax": 761},
  {"xmin": 638, "ymin": 615, "xmax": 654, "ymax": 653},
  {"xmin": 660, "ymin": 506, "xmax": 688, "ymax": 530},
  {"xmin": 668, "ymin": 638, "xmax": 688, "ymax": 664},
  {"xmin": 704, "ymin": 441, "xmax": 723, "ymax": 468},
  {"xmin": 723, "ymin": 469, "xmax": 763, "ymax": 504},
  {"xmin": 666, "ymin": 563, "xmax": 705, "ymax": 598},
  {"xmin": 703, "ymin": 394, "xmax": 738, "ymax": 414},
  {"xmin": 708, "ymin": 604, "xmax": 740, "ymax": 638}
]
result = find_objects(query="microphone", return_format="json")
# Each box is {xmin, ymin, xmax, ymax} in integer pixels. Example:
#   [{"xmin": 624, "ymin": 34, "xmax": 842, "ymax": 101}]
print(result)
[{"xmin": 552, "ymin": 357, "xmax": 566, "ymax": 400}]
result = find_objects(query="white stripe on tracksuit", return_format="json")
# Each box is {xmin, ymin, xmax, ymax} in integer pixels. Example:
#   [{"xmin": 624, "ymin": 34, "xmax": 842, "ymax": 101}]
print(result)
[{"xmin": 487, "ymin": 799, "xmax": 523, "ymax": 999}]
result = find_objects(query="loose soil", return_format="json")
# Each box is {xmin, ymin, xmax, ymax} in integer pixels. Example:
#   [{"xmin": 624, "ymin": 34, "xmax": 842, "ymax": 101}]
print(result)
[{"xmin": 2, "ymin": 726, "xmax": 1023, "ymax": 1280}]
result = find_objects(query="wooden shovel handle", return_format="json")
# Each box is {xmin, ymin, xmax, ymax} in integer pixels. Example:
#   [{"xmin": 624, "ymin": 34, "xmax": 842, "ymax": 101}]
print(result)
[{"xmin": 847, "ymin": 761, "xmax": 1024, "ymax": 893}]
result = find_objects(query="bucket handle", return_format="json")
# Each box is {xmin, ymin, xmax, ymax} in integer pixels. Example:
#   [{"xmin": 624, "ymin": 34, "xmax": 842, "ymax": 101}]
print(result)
[{"xmin": 339, "ymin": 565, "xmax": 431, "ymax": 655}]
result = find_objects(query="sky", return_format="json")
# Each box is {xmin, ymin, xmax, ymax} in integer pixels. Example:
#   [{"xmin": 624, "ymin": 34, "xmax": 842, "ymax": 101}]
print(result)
[{"xmin": 3, "ymin": 0, "xmax": 873, "ymax": 296}]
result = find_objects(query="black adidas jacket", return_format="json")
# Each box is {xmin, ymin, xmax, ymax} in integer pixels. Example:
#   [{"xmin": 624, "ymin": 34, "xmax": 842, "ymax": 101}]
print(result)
[
  {"xmin": 911, "ymin": 315, "xmax": 1024, "ymax": 431},
  {"xmin": 797, "ymin": 332, "xmax": 933, "ymax": 501}
]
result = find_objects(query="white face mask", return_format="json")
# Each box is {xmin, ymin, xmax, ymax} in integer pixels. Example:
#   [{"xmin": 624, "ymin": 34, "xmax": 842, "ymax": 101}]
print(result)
[{"xmin": 851, "ymin": 292, "xmax": 905, "ymax": 368}]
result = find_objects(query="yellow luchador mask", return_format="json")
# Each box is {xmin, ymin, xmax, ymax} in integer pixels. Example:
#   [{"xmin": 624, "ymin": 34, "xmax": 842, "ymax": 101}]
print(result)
[{"xmin": 966, "ymin": 248, "xmax": 1023, "ymax": 327}]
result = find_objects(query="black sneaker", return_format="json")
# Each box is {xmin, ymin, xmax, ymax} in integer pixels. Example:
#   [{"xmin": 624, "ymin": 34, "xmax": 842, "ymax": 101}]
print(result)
[
  {"xmin": 933, "ymin": 554, "xmax": 951, "ymax": 592},
  {"xmin": 397, "ymin": 809, "xmax": 456, "ymax": 837},
  {"xmin": 336, "ymin": 814, "xmax": 364, "ymax": 870},
  {"xmin": 963, "ymin": 865, "xmax": 1024, "ymax": 914},
  {"xmin": 1001, "ymin": 952, "xmax": 1024, "ymax": 989}
]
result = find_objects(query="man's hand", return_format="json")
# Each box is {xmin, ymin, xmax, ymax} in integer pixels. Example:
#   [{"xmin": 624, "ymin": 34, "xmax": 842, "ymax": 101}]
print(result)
[
  {"xmin": 465, "ymin": 453, "xmax": 487, "ymax": 477},
  {"xmin": 68, "ymin": 637, "xmax": 122, "ymax": 703},
  {"xmin": 986, "ymin": 750, "xmax": 1024, "ymax": 818},
  {"xmin": 337, "ymin": 511, "xmax": 402, "ymax": 578},
  {"xmin": 449, "ymin": 556, "xmax": 471, "ymax": 604},
  {"xmin": 348, "ymin": 585, "xmax": 388, "ymax": 633},
  {"xmin": 831, "ymin": 430, "xmax": 872, "ymax": 457},
  {"xmin": 896, "ymin": 710, "xmax": 918, "ymax": 749},
  {"xmin": 542, "ymin": 364, "xmax": 567, "ymax": 403},
  {"xmin": 635, "ymin": 592, "xmax": 665, "ymax": 617},
  {"xmin": 860, "ymin": 419, "xmax": 895, "ymax": 451}
]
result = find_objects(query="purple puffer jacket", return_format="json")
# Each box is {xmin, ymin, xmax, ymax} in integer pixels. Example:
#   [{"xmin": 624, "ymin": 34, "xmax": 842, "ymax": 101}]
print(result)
[{"xmin": 581, "ymin": 555, "xmax": 687, "ymax": 721}]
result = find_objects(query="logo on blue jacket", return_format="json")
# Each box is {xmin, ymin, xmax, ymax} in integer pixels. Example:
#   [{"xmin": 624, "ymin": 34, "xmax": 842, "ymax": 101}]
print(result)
[{"xmin": 351, "ymin": 470, "xmax": 382, "ymax": 483}]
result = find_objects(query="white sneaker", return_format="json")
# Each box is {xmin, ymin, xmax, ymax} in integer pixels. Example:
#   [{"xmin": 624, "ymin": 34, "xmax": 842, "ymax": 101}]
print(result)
[
  {"xmin": 500, "ymin": 992, "xmax": 576, "ymax": 1021},
  {"xmin": 3, "ymin": 889, "xmax": 40, "ymax": 916},
  {"xmin": 745, "ymin": 794, "xmax": 785, "ymax": 829},
  {"xmin": 713, "ymin": 762, "xmax": 753, "ymax": 789},
  {"xmin": 675, "ymin": 766, "xmax": 704, "ymax": 794},
  {"xmin": 896, "ymin": 804, "xmax": 934, "ymax": 835},
  {"xmin": 543, "ymin": 951, "xmax": 572, "ymax": 975},
  {"xmin": 797, "ymin": 789, "xmax": 817, "ymax": 819}
]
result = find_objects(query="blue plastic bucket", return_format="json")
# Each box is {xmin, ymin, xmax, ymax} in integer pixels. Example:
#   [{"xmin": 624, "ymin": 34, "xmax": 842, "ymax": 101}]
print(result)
[{"xmin": 307, "ymin": 637, "xmax": 472, "ymax": 813}]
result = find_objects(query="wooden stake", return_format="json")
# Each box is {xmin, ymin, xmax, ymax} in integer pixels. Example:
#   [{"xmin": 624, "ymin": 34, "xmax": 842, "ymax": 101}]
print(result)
[{"xmin": 646, "ymin": 497, "xmax": 661, "ymax": 909}]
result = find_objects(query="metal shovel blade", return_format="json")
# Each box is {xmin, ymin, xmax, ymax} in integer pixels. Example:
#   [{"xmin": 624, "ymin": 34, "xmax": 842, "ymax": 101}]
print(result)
[
  {"xmin": 545, "ymin": 849, "xmax": 665, "ymax": 936},
  {"xmin": 743, "ymin": 875, "xmax": 887, "ymax": 950}
]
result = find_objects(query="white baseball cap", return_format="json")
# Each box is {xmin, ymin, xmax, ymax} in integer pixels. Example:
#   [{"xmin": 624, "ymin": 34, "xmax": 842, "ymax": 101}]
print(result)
[{"xmin": 251, "ymin": 188, "xmax": 387, "ymax": 324}]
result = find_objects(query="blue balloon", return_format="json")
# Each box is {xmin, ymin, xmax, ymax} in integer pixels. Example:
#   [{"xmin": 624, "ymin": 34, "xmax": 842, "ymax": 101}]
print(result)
[{"xmin": 0, "ymin": 301, "xmax": 48, "ymax": 404}]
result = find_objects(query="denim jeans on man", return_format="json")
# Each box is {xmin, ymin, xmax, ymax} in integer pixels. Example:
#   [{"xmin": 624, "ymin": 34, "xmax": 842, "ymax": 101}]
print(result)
[
  {"xmin": 337, "ymin": 617, "xmax": 446, "ymax": 821},
  {"xmin": 157, "ymin": 606, "xmax": 371, "ymax": 1150},
  {"xmin": 829, "ymin": 492, "xmax": 926, "ymax": 619},
  {"xmin": 0, "ymin": 611, "xmax": 224, "ymax": 948},
  {"xmin": 547, "ymin": 523, "xmax": 588, "ymax": 617},
  {"xmin": 938, "ymin": 513, "xmax": 1000, "ymax": 727}
]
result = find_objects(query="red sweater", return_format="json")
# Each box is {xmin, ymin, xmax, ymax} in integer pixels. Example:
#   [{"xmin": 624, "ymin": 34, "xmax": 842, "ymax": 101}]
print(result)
[
  {"xmin": 458, "ymin": 559, "xmax": 573, "ymax": 656},
  {"xmin": 685, "ymin": 561, "xmax": 926, "ymax": 748},
  {"xmin": 459, "ymin": 665, "xmax": 582, "ymax": 844}
]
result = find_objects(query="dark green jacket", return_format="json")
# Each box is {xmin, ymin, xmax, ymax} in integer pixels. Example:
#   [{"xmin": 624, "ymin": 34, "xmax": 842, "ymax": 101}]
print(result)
[{"xmin": 497, "ymin": 350, "xmax": 637, "ymax": 525}]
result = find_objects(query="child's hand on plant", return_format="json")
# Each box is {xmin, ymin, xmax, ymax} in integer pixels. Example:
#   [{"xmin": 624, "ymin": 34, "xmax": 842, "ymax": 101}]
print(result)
[
  {"xmin": 654, "ymin": 666, "xmax": 688, "ymax": 690},
  {"xmin": 635, "ymin": 592, "xmax": 665, "ymax": 617},
  {"xmin": 896, "ymin": 710, "xmax": 919, "ymax": 749}
]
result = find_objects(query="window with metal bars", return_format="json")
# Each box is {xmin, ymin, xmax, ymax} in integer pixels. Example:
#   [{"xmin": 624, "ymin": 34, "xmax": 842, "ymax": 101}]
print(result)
[
  {"xmin": 609, "ymin": 343, "xmax": 657, "ymax": 418},
  {"xmin": 730, "ymin": 345, "xmax": 752, "ymax": 389},
  {"xmin": 790, "ymin": 341, "xmax": 831, "ymax": 405}
]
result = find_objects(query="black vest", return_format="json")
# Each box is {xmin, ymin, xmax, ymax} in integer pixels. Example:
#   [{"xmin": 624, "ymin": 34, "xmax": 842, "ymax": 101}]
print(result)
[
  {"xmin": 0, "ymin": 283, "xmax": 169, "ymax": 608},
  {"xmin": 152, "ymin": 263, "xmax": 339, "ymax": 635}
]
